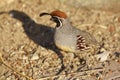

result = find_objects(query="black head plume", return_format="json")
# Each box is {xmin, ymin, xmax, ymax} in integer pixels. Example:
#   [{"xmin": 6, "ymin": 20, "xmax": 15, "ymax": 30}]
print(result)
[{"xmin": 39, "ymin": 13, "xmax": 51, "ymax": 17}]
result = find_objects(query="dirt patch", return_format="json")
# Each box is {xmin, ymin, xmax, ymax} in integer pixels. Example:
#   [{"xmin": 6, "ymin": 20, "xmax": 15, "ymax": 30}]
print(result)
[{"xmin": 0, "ymin": 0, "xmax": 120, "ymax": 80}]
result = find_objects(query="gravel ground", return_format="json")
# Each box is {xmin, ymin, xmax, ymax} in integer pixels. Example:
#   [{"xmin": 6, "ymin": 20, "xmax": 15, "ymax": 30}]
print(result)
[{"xmin": 0, "ymin": 0, "xmax": 120, "ymax": 80}]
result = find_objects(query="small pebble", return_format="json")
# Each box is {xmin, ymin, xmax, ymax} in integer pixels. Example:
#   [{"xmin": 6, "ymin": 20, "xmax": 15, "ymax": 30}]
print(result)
[
  {"xmin": 31, "ymin": 53, "xmax": 39, "ymax": 60},
  {"xmin": 95, "ymin": 48, "xmax": 109, "ymax": 62}
]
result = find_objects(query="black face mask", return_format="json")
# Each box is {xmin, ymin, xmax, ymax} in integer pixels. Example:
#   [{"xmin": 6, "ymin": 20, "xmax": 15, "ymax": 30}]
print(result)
[{"xmin": 50, "ymin": 16, "xmax": 62, "ymax": 27}]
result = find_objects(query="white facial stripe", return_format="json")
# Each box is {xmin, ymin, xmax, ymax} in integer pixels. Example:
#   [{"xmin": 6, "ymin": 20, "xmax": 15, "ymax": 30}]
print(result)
[
  {"xmin": 53, "ymin": 16, "xmax": 63, "ymax": 27},
  {"xmin": 58, "ymin": 18, "xmax": 62, "ymax": 27}
]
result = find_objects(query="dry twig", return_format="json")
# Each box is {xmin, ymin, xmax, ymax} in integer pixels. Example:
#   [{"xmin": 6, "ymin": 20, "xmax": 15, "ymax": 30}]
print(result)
[
  {"xmin": 38, "ymin": 68, "xmax": 104, "ymax": 80},
  {"xmin": 0, "ymin": 52, "xmax": 34, "ymax": 80},
  {"xmin": 0, "ymin": 52, "xmax": 104, "ymax": 80}
]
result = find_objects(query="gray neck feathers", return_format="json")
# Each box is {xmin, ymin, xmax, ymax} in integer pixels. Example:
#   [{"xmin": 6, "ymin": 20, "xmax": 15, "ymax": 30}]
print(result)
[{"xmin": 56, "ymin": 18, "xmax": 73, "ymax": 34}]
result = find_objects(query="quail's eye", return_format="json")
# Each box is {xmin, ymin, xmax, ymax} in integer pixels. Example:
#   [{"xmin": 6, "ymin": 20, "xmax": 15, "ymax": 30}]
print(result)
[
  {"xmin": 53, "ymin": 16, "xmax": 59, "ymax": 20},
  {"xmin": 51, "ymin": 16, "xmax": 60, "ymax": 23}
]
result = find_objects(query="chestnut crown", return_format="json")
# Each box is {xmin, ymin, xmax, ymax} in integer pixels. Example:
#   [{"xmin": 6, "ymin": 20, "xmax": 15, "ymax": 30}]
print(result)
[{"xmin": 40, "ymin": 10, "xmax": 67, "ymax": 19}]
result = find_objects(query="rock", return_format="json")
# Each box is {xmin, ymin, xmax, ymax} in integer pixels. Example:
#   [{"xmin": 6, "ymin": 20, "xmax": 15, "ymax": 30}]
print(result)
[
  {"xmin": 31, "ymin": 53, "xmax": 39, "ymax": 60},
  {"xmin": 95, "ymin": 48, "xmax": 110, "ymax": 62}
]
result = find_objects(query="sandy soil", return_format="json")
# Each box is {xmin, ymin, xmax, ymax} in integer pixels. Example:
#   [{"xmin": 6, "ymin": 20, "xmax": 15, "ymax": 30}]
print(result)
[{"xmin": 0, "ymin": 0, "xmax": 120, "ymax": 80}]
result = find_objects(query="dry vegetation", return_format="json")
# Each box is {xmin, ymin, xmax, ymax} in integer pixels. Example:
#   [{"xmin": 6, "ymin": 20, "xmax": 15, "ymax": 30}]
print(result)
[{"xmin": 0, "ymin": 0, "xmax": 120, "ymax": 80}]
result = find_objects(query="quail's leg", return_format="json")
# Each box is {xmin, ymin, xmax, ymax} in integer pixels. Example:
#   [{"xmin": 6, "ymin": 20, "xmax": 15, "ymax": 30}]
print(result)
[
  {"xmin": 62, "ymin": 52, "xmax": 75, "ymax": 73},
  {"xmin": 58, "ymin": 52, "xmax": 83, "ymax": 74},
  {"xmin": 66, "ymin": 52, "xmax": 87, "ymax": 72}
]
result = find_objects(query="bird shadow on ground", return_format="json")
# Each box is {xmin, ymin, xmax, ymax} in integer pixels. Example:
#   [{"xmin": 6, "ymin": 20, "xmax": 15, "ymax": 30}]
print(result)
[{"xmin": 0, "ymin": 10, "xmax": 65, "ymax": 75}]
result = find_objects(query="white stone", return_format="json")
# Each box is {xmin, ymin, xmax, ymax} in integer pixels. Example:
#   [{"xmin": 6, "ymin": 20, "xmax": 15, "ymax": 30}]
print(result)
[
  {"xmin": 31, "ymin": 53, "xmax": 39, "ymax": 60},
  {"xmin": 95, "ymin": 48, "xmax": 110, "ymax": 62}
]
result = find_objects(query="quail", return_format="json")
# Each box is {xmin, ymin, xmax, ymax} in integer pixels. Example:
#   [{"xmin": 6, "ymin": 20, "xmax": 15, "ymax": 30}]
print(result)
[{"xmin": 40, "ymin": 10, "xmax": 99, "ymax": 53}]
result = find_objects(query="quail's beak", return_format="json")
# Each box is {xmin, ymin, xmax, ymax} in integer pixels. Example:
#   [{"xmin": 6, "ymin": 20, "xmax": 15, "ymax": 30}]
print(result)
[{"xmin": 50, "ymin": 17, "xmax": 56, "ymax": 22}]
